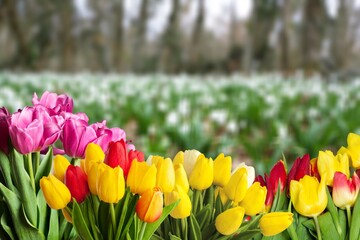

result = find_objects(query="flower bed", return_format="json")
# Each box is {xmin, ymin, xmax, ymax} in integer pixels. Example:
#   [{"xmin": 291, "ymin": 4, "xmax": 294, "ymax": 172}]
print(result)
[{"xmin": 0, "ymin": 91, "xmax": 359, "ymax": 239}]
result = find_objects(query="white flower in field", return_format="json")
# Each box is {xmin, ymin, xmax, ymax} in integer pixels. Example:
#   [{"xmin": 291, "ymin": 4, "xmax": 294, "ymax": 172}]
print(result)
[
  {"xmin": 158, "ymin": 101, "xmax": 168, "ymax": 111},
  {"xmin": 227, "ymin": 121, "xmax": 238, "ymax": 133},
  {"xmin": 166, "ymin": 111, "xmax": 179, "ymax": 126},
  {"xmin": 308, "ymin": 108, "xmax": 319, "ymax": 118},
  {"xmin": 180, "ymin": 123, "xmax": 190, "ymax": 135},
  {"xmin": 178, "ymin": 100, "xmax": 190, "ymax": 116},
  {"xmin": 210, "ymin": 110, "xmax": 227, "ymax": 125}
]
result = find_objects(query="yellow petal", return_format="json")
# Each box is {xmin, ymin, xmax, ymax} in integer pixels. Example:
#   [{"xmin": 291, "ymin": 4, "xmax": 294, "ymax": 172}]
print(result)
[
  {"xmin": 215, "ymin": 206, "xmax": 245, "ymax": 235},
  {"xmin": 260, "ymin": 212, "xmax": 293, "ymax": 236}
]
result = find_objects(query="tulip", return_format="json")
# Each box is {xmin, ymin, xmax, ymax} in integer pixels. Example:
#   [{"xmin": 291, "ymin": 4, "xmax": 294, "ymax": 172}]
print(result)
[
  {"xmin": 189, "ymin": 155, "xmax": 213, "ymax": 190},
  {"xmin": 215, "ymin": 206, "xmax": 245, "ymax": 235},
  {"xmin": 183, "ymin": 150, "xmax": 201, "ymax": 177},
  {"xmin": 40, "ymin": 175, "xmax": 71, "ymax": 209},
  {"xmin": 136, "ymin": 187, "xmax": 163, "ymax": 223},
  {"xmin": 104, "ymin": 140, "xmax": 129, "ymax": 172},
  {"xmin": 174, "ymin": 163, "xmax": 189, "ymax": 193},
  {"xmin": 84, "ymin": 143, "xmax": 105, "ymax": 174},
  {"xmin": 239, "ymin": 182, "xmax": 267, "ymax": 216},
  {"xmin": 0, "ymin": 107, "xmax": 10, "ymax": 154},
  {"xmin": 128, "ymin": 149, "xmax": 144, "ymax": 162},
  {"xmin": 224, "ymin": 167, "xmax": 248, "ymax": 203},
  {"xmin": 268, "ymin": 160, "xmax": 287, "ymax": 194},
  {"xmin": 213, "ymin": 153, "xmax": 232, "ymax": 187},
  {"xmin": 97, "ymin": 166, "xmax": 125, "ymax": 203},
  {"xmin": 259, "ymin": 212, "xmax": 293, "ymax": 236},
  {"xmin": 65, "ymin": 165, "xmax": 89, "ymax": 203},
  {"xmin": 53, "ymin": 155, "xmax": 70, "ymax": 182},
  {"xmin": 62, "ymin": 119, "xmax": 97, "ymax": 158},
  {"xmin": 317, "ymin": 150, "xmax": 349, "ymax": 186},
  {"xmin": 32, "ymin": 91, "xmax": 74, "ymax": 114},
  {"xmin": 164, "ymin": 185, "xmax": 191, "ymax": 219},
  {"xmin": 87, "ymin": 162, "xmax": 107, "ymax": 195},
  {"xmin": 233, "ymin": 162, "xmax": 255, "ymax": 188},
  {"xmin": 344, "ymin": 133, "xmax": 360, "ymax": 168},
  {"xmin": 152, "ymin": 157, "xmax": 175, "ymax": 193},
  {"xmin": 173, "ymin": 151, "xmax": 184, "ymax": 165},
  {"xmin": 215, "ymin": 187, "xmax": 228, "ymax": 205},
  {"xmin": 290, "ymin": 175, "xmax": 327, "ymax": 217},
  {"xmin": 332, "ymin": 172, "xmax": 360, "ymax": 209},
  {"xmin": 287, "ymin": 154, "xmax": 311, "ymax": 194},
  {"xmin": 127, "ymin": 160, "xmax": 157, "ymax": 195}
]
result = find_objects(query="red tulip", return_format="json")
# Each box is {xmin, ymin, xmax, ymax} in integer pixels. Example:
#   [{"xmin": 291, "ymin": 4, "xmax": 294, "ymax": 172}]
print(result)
[
  {"xmin": 286, "ymin": 154, "xmax": 311, "ymax": 194},
  {"xmin": 65, "ymin": 165, "xmax": 89, "ymax": 203}
]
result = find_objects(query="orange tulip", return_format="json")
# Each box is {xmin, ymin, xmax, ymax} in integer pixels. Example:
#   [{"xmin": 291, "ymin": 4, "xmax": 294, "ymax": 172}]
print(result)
[{"xmin": 136, "ymin": 187, "xmax": 163, "ymax": 223}]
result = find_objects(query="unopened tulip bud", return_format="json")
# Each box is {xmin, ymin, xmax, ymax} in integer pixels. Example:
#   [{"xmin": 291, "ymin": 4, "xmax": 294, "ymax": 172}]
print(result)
[
  {"xmin": 40, "ymin": 175, "xmax": 71, "ymax": 210},
  {"xmin": 136, "ymin": 187, "xmax": 163, "ymax": 223}
]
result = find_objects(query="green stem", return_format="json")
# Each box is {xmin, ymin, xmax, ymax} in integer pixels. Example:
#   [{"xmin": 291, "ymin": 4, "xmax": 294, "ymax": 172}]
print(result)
[
  {"xmin": 33, "ymin": 151, "xmax": 40, "ymax": 175},
  {"xmin": 138, "ymin": 221, "xmax": 147, "ymax": 240},
  {"xmin": 110, "ymin": 203, "xmax": 116, "ymax": 237},
  {"xmin": 313, "ymin": 215, "xmax": 322, "ymax": 240},
  {"xmin": 287, "ymin": 222, "xmax": 299, "ymax": 240},
  {"xmin": 27, "ymin": 153, "xmax": 35, "ymax": 191},
  {"xmin": 346, "ymin": 205, "xmax": 352, "ymax": 227},
  {"xmin": 193, "ymin": 190, "xmax": 200, "ymax": 214}
]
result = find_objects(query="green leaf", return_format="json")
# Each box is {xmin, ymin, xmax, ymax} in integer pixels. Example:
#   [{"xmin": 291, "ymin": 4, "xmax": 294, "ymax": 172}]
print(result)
[
  {"xmin": 34, "ymin": 147, "xmax": 53, "ymax": 192},
  {"xmin": 0, "ymin": 182, "xmax": 45, "ymax": 239},
  {"xmin": 169, "ymin": 233, "xmax": 182, "ymax": 240},
  {"xmin": 350, "ymin": 193, "xmax": 360, "ymax": 240},
  {"xmin": 98, "ymin": 201, "xmax": 109, "ymax": 239},
  {"xmin": 47, "ymin": 209, "xmax": 59, "ymax": 240},
  {"xmin": 195, "ymin": 204, "xmax": 211, "ymax": 229},
  {"xmin": 188, "ymin": 213, "xmax": 201, "ymax": 240},
  {"xmin": 325, "ymin": 187, "xmax": 342, "ymax": 236},
  {"xmin": 10, "ymin": 150, "xmax": 37, "ymax": 226},
  {"xmin": 142, "ymin": 200, "xmax": 179, "ymax": 240},
  {"xmin": 231, "ymin": 229, "xmax": 261, "ymax": 239},
  {"xmin": 36, "ymin": 190, "xmax": 48, "ymax": 234},
  {"xmin": 0, "ymin": 151, "xmax": 15, "ymax": 192},
  {"xmin": 119, "ymin": 193, "xmax": 138, "ymax": 240},
  {"xmin": 72, "ymin": 200, "xmax": 94, "ymax": 240},
  {"xmin": 312, "ymin": 212, "xmax": 340, "ymax": 240},
  {"xmin": 1, "ymin": 207, "xmax": 15, "ymax": 240}
]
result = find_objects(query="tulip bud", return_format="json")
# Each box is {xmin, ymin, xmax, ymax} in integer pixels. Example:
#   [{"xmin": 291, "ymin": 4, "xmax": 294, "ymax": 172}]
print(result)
[
  {"xmin": 183, "ymin": 150, "xmax": 201, "ymax": 177},
  {"xmin": 104, "ymin": 140, "xmax": 128, "ymax": 171},
  {"xmin": 268, "ymin": 160, "xmax": 287, "ymax": 194},
  {"xmin": 345, "ymin": 133, "xmax": 360, "ymax": 168},
  {"xmin": 65, "ymin": 165, "xmax": 89, "ymax": 203},
  {"xmin": 127, "ymin": 160, "xmax": 157, "ymax": 195},
  {"xmin": 239, "ymin": 182, "xmax": 267, "ymax": 216},
  {"xmin": 259, "ymin": 212, "xmax": 293, "ymax": 236},
  {"xmin": 164, "ymin": 185, "xmax": 191, "ymax": 219},
  {"xmin": 213, "ymin": 153, "xmax": 232, "ymax": 187},
  {"xmin": 40, "ymin": 175, "xmax": 71, "ymax": 209},
  {"xmin": 174, "ymin": 163, "xmax": 189, "ymax": 193},
  {"xmin": 224, "ymin": 168, "xmax": 248, "ymax": 203},
  {"xmin": 153, "ymin": 157, "xmax": 175, "ymax": 193},
  {"xmin": 189, "ymin": 155, "xmax": 213, "ymax": 190},
  {"xmin": 136, "ymin": 187, "xmax": 163, "ymax": 223},
  {"xmin": 333, "ymin": 171, "xmax": 360, "ymax": 209},
  {"xmin": 290, "ymin": 175, "xmax": 327, "ymax": 217},
  {"xmin": 97, "ymin": 166, "xmax": 125, "ymax": 203},
  {"xmin": 53, "ymin": 155, "xmax": 70, "ymax": 182},
  {"xmin": 287, "ymin": 154, "xmax": 311, "ymax": 195},
  {"xmin": 317, "ymin": 150, "xmax": 349, "ymax": 186},
  {"xmin": 215, "ymin": 187, "xmax": 228, "ymax": 205},
  {"xmin": 128, "ymin": 149, "xmax": 144, "ymax": 162},
  {"xmin": 215, "ymin": 206, "xmax": 245, "ymax": 235},
  {"xmin": 173, "ymin": 151, "xmax": 184, "ymax": 165},
  {"xmin": 84, "ymin": 143, "xmax": 105, "ymax": 174},
  {"xmin": 87, "ymin": 162, "xmax": 107, "ymax": 195}
]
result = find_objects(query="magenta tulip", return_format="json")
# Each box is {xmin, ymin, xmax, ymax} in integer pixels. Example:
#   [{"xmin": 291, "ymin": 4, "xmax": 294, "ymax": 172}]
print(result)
[
  {"xmin": 32, "ymin": 91, "xmax": 73, "ymax": 114},
  {"xmin": 0, "ymin": 107, "xmax": 10, "ymax": 154},
  {"xmin": 90, "ymin": 121, "xmax": 127, "ymax": 152}
]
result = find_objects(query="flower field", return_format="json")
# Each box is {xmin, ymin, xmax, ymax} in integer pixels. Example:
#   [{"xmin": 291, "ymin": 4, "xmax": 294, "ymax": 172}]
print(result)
[{"xmin": 1, "ymin": 72, "xmax": 360, "ymax": 173}]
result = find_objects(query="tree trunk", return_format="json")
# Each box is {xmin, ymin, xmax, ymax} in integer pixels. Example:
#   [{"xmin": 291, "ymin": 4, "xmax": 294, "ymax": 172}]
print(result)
[
  {"xmin": 279, "ymin": 0, "xmax": 291, "ymax": 74},
  {"xmin": 112, "ymin": 0, "xmax": 125, "ymax": 72}
]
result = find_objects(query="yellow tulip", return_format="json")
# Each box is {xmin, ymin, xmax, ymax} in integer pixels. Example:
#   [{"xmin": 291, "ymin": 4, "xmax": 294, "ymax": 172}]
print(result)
[
  {"xmin": 97, "ymin": 166, "xmax": 125, "ymax": 203},
  {"xmin": 215, "ymin": 206, "xmax": 245, "ymax": 235},
  {"xmin": 84, "ymin": 143, "xmax": 105, "ymax": 174},
  {"xmin": 233, "ymin": 162, "xmax": 255, "ymax": 188},
  {"xmin": 87, "ymin": 162, "xmax": 107, "ymax": 195},
  {"xmin": 152, "ymin": 157, "xmax": 175, "ymax": 193},
  {"xmin": 183, "ymin": 149, "xmax": 201, "ymax": 177},
  {"xmin": 164, "ymin": 184, "xmax": 191, "ymax": 219},
  {"xmin": 127, "ymin": 160, "xmax": 157, "ymax": 195},
  {"xmin": 40, "ymin": 175, "xmax": 71, "ymax": 210},
  {"xmin": 174, "ymin": 163, "xmax": 189, "ymax": 193},
  {"xmin": 224, "ymin": 167, "xmax": 248, "ymax": 203},
  {"xmin": 173, "ymin": 151, "xmax": 184, "ymax": 165},
  {"xmin": 290, "ymin": 175, "xmax": 327, "ymax": 217},
  {"xmin": 239, "ymin": 182, "xmax": 267, "ymax": 216},
  {"xmin": 317, "ymin": 150, "xmax": 349, "ymax": 186},
  {"xmin": 136, "ymin": 187, "xmax": 163, "ymax": 223},
  {"xmin": 189, "ymin": 155, "xmax": 213, "ymax": 190},
  {"xmin": 345, "ymin": 133, "xmax": 360, "ymax": 168},
  {"xmin": 213, "ymin": 153, "xmax": 232, "ymax": 187},
  {"xmin": 215, "ymin": 187, "xmax": 228, "ymax": 205},
  {"xmin": 259, "ymin": 212, "xmax": 293, "ymax": 236},
  {"xmin": 53, "ymin": 155, "xmax": 70, "ymax": 182}
]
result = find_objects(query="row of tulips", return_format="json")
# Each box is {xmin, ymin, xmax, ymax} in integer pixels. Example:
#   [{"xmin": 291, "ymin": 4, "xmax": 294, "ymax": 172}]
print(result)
[{"xmin": 1, "ymin": 91, "xmax": 360, "ymax": 239}]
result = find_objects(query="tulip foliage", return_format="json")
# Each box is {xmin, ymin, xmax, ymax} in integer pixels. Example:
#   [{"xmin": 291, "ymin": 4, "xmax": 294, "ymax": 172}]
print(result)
[{"xmin": 2, "ymin": 91, "xmax": 360, "ymax": 240}]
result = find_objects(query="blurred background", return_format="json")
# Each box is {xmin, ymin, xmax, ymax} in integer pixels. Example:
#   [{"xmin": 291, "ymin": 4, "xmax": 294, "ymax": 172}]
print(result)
[{"xmin": 1, "ymin": 0, "xmax": 360, "ymax": 173}]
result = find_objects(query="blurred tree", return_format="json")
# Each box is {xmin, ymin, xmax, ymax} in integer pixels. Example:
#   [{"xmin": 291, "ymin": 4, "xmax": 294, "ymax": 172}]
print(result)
[
  {"xmin": 302, "ymin": 0, "xmax": 327, "ymax": 74},
  {"xmin": 112, "ymin": 0, "xmax": 125, "ymax": 71}
]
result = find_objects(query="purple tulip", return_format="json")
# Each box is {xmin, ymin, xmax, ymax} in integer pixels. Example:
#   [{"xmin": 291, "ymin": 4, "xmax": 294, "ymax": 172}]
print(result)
[
  {"xmin": 62, "ymin": 119, "xmax": 97, "ymax": 158},
  {"xmin": 32, "ymin": 91, "xmax": 74, "ymax": 114},
  {"xmin": 9, "ymin": 106, "xmax": 63, "ymax": 154},
  {"xmin": 0, "ymin": 107, "xmax": 10, "ymax": 154}
]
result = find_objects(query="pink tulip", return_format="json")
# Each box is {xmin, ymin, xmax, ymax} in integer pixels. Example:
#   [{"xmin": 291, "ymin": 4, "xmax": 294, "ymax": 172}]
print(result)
[
  {"xmin": 9, "ymin": 106, "xmax": 63, "ymax": 154},
  {"xmin": 32, "ymin": 91, "xmax": 73, "ymax": 114},
  {"xmin": 0, "ymin": 107, "xmax": 10, "ymax": 154},
  {"xmin": 62, "ymin": 119, "xmax": 97, "ymax": 158},
  {"xmin": 333, "ymin": 171, "xmax": 360, "ymax": 209}
]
